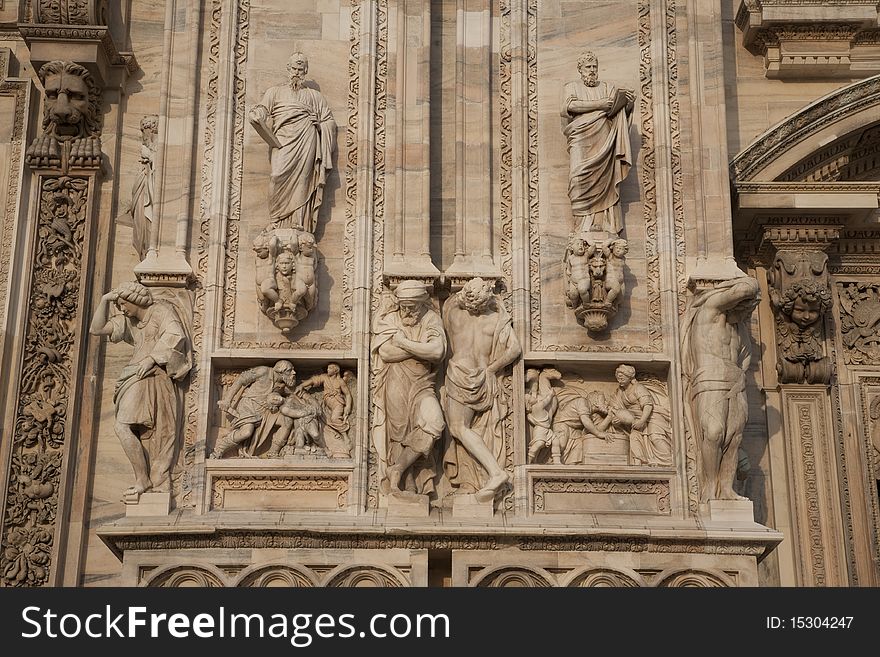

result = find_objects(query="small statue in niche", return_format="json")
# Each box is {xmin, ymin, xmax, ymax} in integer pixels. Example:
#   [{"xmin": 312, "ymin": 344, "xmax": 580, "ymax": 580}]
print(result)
[
  {"xmin": 561, "ymin": 51, "xmax": 634, "ymax": 235},
  {"xmin": 119, "ymin": 115, "xmax": 158, "ymax": 260},
  {"xmin": 89, "ymin": 282, "xmax": 192, "ymax": 499},
  {"xmin": 563, "ymin": 233, "xmax": 628, "ymax": 332},
  {"xmin": 607, "ymin": 364, "xmax": 672, "ymax": 467},
  {"xmin": 771, "ymin": 279, "xmax": 832, "ymax": 384},
  {"xmin": 248, "ymin": 51, "xmax": 336, "ymax": 335},
  {"xmin": 525, "ymin": 368, "xmax": 563, "ymax": 464},
  {"xmin": 295, "ymin": 363, "xmax": 354, "ymax": 458}
]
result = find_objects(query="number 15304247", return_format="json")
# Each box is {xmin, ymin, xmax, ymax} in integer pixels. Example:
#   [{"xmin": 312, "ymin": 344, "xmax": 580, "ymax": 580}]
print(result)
[{"xmin": 766, "ymin": 617, "xmax": 853, "ymax": 629}]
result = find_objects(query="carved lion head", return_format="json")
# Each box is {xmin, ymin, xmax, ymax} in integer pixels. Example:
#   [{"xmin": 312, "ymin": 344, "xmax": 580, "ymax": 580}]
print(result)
[{"xmin": 38, "ymin": 61, "xmax": 102, "ymax": 141}]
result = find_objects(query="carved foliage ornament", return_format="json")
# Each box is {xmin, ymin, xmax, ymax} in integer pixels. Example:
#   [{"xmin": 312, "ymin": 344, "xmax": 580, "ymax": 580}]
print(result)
[
  {"xmin": 2, "ymin": 176, "xmax": 88, "ymax": 586},
  {"xmin": 33, "ymin": 0, "xmax": 109, "ymax": 26},
  {"xmin": 839, "ymin": 282, "xmax": 880, "ymax": 365}
]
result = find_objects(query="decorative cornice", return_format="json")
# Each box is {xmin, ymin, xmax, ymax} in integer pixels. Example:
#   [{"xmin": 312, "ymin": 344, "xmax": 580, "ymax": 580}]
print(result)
[
  {"xmin": 97, "ymin": 525, "xmax": 782, "ymax": 562},
  {"xmin": 736, "ymin": 1, "xmax": 880, "ymax": 79}
]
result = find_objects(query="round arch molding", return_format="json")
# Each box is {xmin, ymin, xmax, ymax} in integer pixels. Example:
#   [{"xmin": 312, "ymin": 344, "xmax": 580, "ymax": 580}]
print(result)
[{"xmin": 732, "ymin": 74, "xmax": 880, "ymax": 183}]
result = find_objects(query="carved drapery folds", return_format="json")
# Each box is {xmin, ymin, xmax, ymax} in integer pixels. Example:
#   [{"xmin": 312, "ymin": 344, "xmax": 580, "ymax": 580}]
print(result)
[
  {"xmin": 248, "ymin": 52, "xmax": 336, "ymax": 335},
  {"xmin": 769, "ymin": 248, "xmax": 834, "ymax": 384},
  {"xmin": 560, "ymin": 52, "xmax": 634, "ymax": 333},
  {"xmin": 681, "ymin": 274, "xmax": 761, "ymax": 504}
]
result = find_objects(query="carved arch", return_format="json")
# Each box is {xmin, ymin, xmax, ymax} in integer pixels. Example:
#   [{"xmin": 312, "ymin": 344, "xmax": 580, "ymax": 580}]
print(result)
[
  {"xmin": 562, "ymin": 567, "xmax": 645, "ymax": 588},
  {"xmin": 471, "ymin": 566, "xmax": 554, "ymax": 588},
  {"xmin": 234, "ymin": 563, "xmax": 318, "ymax": 588},
  {"xmin": 324, "ymin": 564, "xmax": 409, "ymax": 588},
  {"xmin": 732, "ymin": 75, "xmax": 880, "ymax": 182},
  {"xmin": 656, "ymin": 569, "xmax": 734, "ymax": 588},
  {"xmin": 143, "ymin": 564, "xmax": 227, "ymax": 588}
]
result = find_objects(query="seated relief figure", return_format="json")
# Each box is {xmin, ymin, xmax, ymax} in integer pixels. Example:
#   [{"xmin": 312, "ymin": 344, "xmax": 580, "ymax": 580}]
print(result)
[
  {"xmin": 550, "ymin": 389, "xmax": 614, "ymax": 465},
  {"xmin": 607, "ymin": 364, "xmax": 672, "ymax": 467},
  {"xmin": 249, "ymin": 51, "xmax": 336, "ymax": 334}
]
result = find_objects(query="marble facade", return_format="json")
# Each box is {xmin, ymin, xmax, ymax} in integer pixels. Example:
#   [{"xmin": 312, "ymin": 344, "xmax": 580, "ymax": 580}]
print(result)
[{"xmin": 1, "ymin": 0, "xmax": 879, "ymax": 588}]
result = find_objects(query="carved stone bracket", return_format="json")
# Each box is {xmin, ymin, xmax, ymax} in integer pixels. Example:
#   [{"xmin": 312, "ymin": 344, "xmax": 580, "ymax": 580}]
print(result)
[
  {"xmin": 563, "ymin": 233, "xmax": 628, "ymax": 333},
  {"xmin": 736, "ymin": 1, "xmax": 880, "ymax": 79},
  {"xmin": 763, "ymin": 225, "xmax": 839, "ymax": 385}
]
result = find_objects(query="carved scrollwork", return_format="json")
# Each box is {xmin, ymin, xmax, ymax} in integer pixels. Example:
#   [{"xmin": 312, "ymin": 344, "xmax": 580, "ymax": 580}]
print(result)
[
  {"xmin": 2, "ymin": 176, "xmax": 88, "ymax": 587},
  {"xmin": 566, "ymin": 568, "xmax": 642, "ymax": 588},
  {"xmin": 33, "ymin": 0, "xmax": 109, "ymax": 26},
  {"xmin": 146, "ymin": 566, "xmax": 225, "ymax": 588}
]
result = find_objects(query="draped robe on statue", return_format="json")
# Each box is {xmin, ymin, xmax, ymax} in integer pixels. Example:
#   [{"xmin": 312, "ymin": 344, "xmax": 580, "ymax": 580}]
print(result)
[
  {"xmin": 109, "ymin": 301, "xmax": 191, "ymax": 491},
  {"xmin": 371, "ymin": 303, "xmax": 446, "ymax": 495},
  {"xmin": 255, "ymin": 85, "xmax": 336, "ymax": 232},
  {"xmin": 561, "ymin": 80, "xmax": 633, "ymax": 234}
]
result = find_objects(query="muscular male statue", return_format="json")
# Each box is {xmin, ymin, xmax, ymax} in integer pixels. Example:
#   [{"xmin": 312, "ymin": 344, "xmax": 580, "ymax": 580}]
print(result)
[
  {"xmin": 681, "ymin": 276, "xmax": 760, "ymax": 503},
  {"xmin": 443, "ymin": 278, "xmax": 521, "ymax": 503}
]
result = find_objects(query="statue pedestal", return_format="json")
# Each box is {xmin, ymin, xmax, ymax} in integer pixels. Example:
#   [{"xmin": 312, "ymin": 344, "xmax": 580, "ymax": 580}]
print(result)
[
  {"xmin": 452, "ymin": 494, "xmax": 495, "ymax": 519},
  {"xmin": 701, "ymin": 499, "xmax": 754, "ymax": 523},
  {"xmin": 124, "ymin": 492, "xmax": 171, "ymax": 517},
  {"xmin": 386, "ymin": 492, "xmax": 430, "ymax": 518}
]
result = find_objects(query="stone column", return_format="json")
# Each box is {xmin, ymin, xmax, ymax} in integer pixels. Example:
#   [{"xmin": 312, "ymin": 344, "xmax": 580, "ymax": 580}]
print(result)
[
  {"xmin": 133, "ymin": 0, "xmax": 202, "ymax": 286},
  {"xmin": 445, "ymin": 0, "xmax": 497, "ymax": 279},
  {"xmin": 384, "ymin": 0, "xmax": 439, "ymax": 280}
]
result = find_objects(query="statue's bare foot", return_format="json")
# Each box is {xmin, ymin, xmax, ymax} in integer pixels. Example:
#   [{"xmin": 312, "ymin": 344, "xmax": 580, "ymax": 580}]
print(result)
[
  {"xmin": 122, "ymin": 481, "xmax": 151, "ymax": 500},
  {"xmin": 387, "ymin": 466, "xmax": 403, "ymax": 493},
  {"xmin": 475, "ymin": 472, "xmax": 510, "ymax": 503},
  {"xmin": 718, "ymin": 489, "xmax": 748, "ymax": 502}
]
